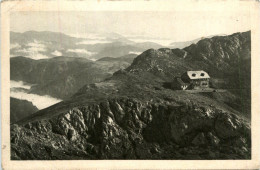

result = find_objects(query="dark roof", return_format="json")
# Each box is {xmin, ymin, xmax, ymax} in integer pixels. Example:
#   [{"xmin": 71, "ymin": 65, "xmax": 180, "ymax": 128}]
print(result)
[{"xmin": 176, "ymin": 78, "xmax": 188, "ymax": 86}]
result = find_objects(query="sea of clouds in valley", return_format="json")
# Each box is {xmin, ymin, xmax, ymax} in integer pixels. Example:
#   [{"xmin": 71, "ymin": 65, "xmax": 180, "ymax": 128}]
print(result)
[
  {"xmin": 10, "ymin": 80, "xmax": 62, "ymax": 110},
  {"xmin": 9, "ymin": 33, "xmax": 174, "ymax": 110}
]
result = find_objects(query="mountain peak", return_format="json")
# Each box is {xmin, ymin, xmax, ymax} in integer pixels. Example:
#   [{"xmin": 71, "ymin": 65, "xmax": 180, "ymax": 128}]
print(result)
[{"xmin": 125, "ymin": 31, "xmax": 250, "ymax": 80}]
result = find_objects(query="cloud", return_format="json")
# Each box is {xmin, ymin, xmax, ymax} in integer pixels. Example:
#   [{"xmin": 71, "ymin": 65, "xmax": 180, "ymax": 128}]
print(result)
[
  {"xmin": 15, "ymin": 49, "xmax": 49, "ymax": 59},
  {"xmin": 87, "ymin": 58, "xmax": 97, "ymax": 62},
  {"xmin": 51, "ymin": 50, "xmax": 62, "ymax": 56},
  {"xmin": 129, "ymin": 51, "xmax": 142, "ymax": 55},
  {"xmin": 27, "ymin": 53, "xmax": 49, "ymax": 60},
  {"xmin": 70, "ymin": 33, "xmax": 103, "ymax": 39},
  {"xmin": 10, "ymin": 80, "xmax": 62, "ymax": 109},
  {"xmin": 71, "ymin": 33, "xmax": 112, "ymax": 45},
  {"xmin": 66, "ymin": 49, "xmax": 98, "ymax": 61},
  {"xmin": 67, "ymin": 49, "xmax": 96, "ymax": 56},
  {"xmin": 28, "ymin": 40, "xmax": 46, "ymax": 48},
  {"xmin": 128, "ymin": 38, "xmax": 173, "ymax": 46},
  {"xmin": 10, "ymin": 89, "xmax": 62, "ymax": 110},
  {"xmin": 10, "ymin": 80, "xmax": 32, "ymax": 90},
  {"xmin": 14, "ymin": 40, "xmax": 49, "ymax": 60},
  {"xmin": 26, "ymin": 40, "xmax": 46, "ymax": 52},
  {"xmin": 77, "ymin": 40, "xmax": 111, "ymax": 45},
  {"xmin": 10, "ymin": 43, "xmax": 21, "ymax": 50}
]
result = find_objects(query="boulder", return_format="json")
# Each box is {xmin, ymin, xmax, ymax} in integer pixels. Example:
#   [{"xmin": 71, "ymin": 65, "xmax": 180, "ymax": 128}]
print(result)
[
  {"xmin": 191, "ymin": 133, "xmax": 207, "ymax": 146},
  {"xmin": 67, "ymin": 129, "xmax": 77, "ymax": 141},
  {"xmin": 206, "ymin": 132, "xmax": 220, "ymax": 146},
  {"xmin": 215, "ymin": 113, "xmax": 243, "ymax": 139}
]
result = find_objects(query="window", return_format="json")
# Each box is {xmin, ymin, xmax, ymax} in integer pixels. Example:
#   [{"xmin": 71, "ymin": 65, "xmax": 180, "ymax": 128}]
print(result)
[
  {"xmin": 201, "ymin": 73, "xmax": 205, "ymax": 76},
  {"xmin": 192, "ymin": 73, "xmax": 196, "ymax": 77}
]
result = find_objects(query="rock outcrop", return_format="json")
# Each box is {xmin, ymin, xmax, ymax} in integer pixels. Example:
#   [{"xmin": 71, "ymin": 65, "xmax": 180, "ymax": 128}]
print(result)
[{"xmin": 11, "ymin": 98, "xmax": 250, "ymax": 160}]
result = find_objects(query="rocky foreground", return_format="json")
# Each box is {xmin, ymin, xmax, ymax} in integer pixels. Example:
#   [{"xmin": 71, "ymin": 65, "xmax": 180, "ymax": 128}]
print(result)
[{"xmin": 11, "ymin": 97, "xmax": 250, "ymax": 160}]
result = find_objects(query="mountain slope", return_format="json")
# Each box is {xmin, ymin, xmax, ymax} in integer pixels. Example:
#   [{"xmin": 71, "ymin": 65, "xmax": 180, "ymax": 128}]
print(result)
[
  {"xmin": 11, "ymin": 54, "xmax": 138, "ymax": 99},
  {"xmin": 128, "ymin": 31, "xmax": 250, "ymax": 84},
  {"xmin": 11, "ymin": 31, "xmax": 251, "ymax": 160},
  {"xmin": 169, "ymin": 34, "xmax": 227, "ymax": 49},
  {"xmin": 92, "ymin": 44, "xmax": 143, "ymax": 59},
  {"xmin": 97, "ymin": 54, "xmax": 137, "ymax": 63},
  {"xmin": 11, "ymin": 56, "xmax": 110, "ymax": 99},
  {"xmin": 10, "ymin": 97, "xmax": 39, "ymax": 124},
  {"xmin": 11, "ymin": 56, "xmax": 93, "ymax": 85},
  {"xmin": 126, "ymin": 32, "xmax": 251, "ymax": 115}
]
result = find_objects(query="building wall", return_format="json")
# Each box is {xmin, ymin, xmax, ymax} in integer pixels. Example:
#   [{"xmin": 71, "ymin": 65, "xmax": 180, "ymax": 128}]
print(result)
[
  {"xmin": 191, "ymin": 79, "xmax": 209, "ymax": 89},
  {"xmin": 172, "ymin": 76, "xmax": 210, "ymax": 90}
]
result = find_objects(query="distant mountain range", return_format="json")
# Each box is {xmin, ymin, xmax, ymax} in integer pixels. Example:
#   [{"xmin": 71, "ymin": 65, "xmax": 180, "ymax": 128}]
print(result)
[
  {"xmin": 11, "ymin": 31, "xmax": 251, "ymax": 160},
  {"xmin": 10, "ymin": 31, "xmax": 164, "ymax": 61},
  {"xmin": 11, "ymin": 31, "xmax": 224, "ymax": 61},
  {"xmin": 169, "ymin": 34, "xmax": 227, "ymax": 49},
  {"xmin": 10, "ymin": 31, "xmax": 167, "ymax": 100}
]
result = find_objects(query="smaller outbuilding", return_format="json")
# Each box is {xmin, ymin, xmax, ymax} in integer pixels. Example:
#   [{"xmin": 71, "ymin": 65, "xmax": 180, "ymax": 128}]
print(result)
[{"xmin": 171, "ymin": 77, "xmax": 189, "ymax": 90}]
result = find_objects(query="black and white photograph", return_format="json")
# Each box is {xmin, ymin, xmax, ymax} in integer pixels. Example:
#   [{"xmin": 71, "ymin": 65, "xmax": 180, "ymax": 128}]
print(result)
[{"xmin": 1, "ymin": 0, "xmax": 260, "ymax": 169}]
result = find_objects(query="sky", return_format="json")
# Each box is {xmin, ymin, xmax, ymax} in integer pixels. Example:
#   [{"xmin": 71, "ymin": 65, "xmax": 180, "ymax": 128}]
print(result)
[{"xmin": 10, "ymin": 11, "xmax": 251, "ymax": 42}]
